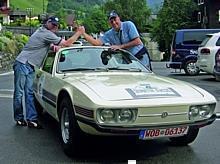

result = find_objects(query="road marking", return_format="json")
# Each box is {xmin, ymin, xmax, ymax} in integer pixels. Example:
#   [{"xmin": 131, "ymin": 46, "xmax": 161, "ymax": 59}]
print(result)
[
  {"xmin": 216, "ymin": 113, "xmax": 220, "ymax": 120},
  {"xmin": 0, "ymin": 89, "xmax": 13, "ymax": 92},
  {"xmin": 128, "ymin": 160, "xmax": 136, "ymax": 164},
  {"xmin": 0, "ymin": 89, "xmax": 13, "ymax": 98},
  {"xmin": 0, "ymin": 71, "xmax": 13, "ymax": 76},
  {"xmin": 0, "ymin": 93, "xmax": 13, "ymax": 98}
]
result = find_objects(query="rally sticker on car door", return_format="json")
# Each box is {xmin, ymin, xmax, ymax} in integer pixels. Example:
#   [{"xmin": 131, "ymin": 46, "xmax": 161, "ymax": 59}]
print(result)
[
  {"xmin": 126, "ymin": 84, "xmax": 181, "ymax": 98},
  {"xmin": 38, "ymin": 74, "xmax": 45, "ymax": 99}
]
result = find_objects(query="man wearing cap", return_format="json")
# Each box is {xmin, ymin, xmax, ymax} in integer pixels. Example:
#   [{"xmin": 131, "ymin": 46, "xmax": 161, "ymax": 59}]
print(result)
[
  {"xmin": 81, "ymin": 10, "xmax": 151, "ymax": 69},
  {"xmin": 13, "ymin": 16, "xmax": 84, "ymax": 129}
]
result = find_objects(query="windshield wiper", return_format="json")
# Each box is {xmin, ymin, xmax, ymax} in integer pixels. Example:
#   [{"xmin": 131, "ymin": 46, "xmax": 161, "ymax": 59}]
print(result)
[
  {"xmin": 61, "ymin": 68, "xmax": 95, "ymax": 72},
  {"xmin": 94, "ymin": 67, "xmax": 109, "ymax": 72},
  {"xmin": 60, "ymin": 67, "xmax": 142, "ymax": 72},
  {"xmin": 107, "ymin": 67, "xmax": 142, "ymax": 72},
  {"xmin": 129, "ymin": 68, "xmax": 142, "ymax": 72}
]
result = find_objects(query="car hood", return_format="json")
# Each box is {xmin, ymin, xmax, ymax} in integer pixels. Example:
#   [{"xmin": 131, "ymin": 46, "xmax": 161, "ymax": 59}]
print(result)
[{"xmin": 65, "ymin": 73, "xmax": 204, "ymax": 101}]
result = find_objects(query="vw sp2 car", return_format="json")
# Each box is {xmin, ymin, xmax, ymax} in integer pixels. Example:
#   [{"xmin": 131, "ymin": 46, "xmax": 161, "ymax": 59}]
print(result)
[
  {"xmin": 33, "ymin": 46, "xmax": 217, "ymax": 156},
  {"xmin": 167, "ymin": 29, "xmax": 220, "ymax": 75}
]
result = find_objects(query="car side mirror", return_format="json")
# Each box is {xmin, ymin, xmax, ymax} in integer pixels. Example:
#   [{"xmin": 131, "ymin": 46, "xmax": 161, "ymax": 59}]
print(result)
[{"xmin": 59, "ymin": 53, "xmax": 66, "ymax": 62}]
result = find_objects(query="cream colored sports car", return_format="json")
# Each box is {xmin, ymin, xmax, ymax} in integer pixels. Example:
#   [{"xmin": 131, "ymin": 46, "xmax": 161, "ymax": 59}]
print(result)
[{"xmin": 33, "ymin": 46, "xmax": 216, "ymax": 156}]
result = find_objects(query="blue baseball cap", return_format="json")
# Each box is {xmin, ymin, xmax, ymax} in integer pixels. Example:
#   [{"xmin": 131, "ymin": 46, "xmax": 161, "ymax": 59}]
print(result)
[
  {"xmin": 47, "ymin": 16, "xmax": 59, "ymax": 26},
  {"xmin": 108, "ymin": 10, "xmax": 118, "ymax": 20}
]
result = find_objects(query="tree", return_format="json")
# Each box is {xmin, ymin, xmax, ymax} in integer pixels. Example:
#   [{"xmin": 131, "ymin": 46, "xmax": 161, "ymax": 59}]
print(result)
[
  {"xmin": 103, "ymin": 0, "xmax": 151, "ymax": 32},
  {"xmin": 150, "ymin": 0, "xmax": 198, "ymax": 59},
  {"xmin": 46, "ymin": 0, "xmax": 107, "ymax": 32},
  {"xmin": 82, "ymin": 6, "xmax": 109, "ymax": 34},
  {"xmin": 45, "ymin": 0, "xmax": 151, "ymax": 33}
]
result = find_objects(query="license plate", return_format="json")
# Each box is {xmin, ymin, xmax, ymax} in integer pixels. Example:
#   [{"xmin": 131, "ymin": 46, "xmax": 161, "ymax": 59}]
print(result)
[{"xmin": 139, "ymin": 126, "xmax": 189, "ymax": 140}]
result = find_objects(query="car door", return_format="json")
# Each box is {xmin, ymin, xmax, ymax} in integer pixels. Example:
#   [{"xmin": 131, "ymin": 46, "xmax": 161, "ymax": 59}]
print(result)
[{"xmin": 35, "ymin": 51, "xmax": 58, "ymax": 117}]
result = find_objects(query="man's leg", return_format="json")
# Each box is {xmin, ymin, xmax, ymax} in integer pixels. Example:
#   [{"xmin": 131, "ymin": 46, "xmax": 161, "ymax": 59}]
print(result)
[
  {"xmin": 25, "ymin": 65, "xmax": 42, "ymax": 129},
  {"xmin": 25, "ymin": 66, "xmax": 38, "ymax": 121},
  {"xmin": 13, "ymin": 61, "xmax": 26, "ymax": 122},
  {"xmin": 140, "ymin": 54, "xmax": 152, "ymax": 70}
]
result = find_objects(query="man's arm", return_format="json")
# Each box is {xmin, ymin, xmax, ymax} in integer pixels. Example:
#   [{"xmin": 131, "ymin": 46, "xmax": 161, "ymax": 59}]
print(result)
[
  {"xmin": 59, "ymin": 30, "xmax": 82, "ymax": 47},
  {"xmin": 111, "ymin": 37, "xmax": 142, "ymax": 50},
  {"xmin": 82, "ymin": 32, "xmax": 103, "ymax": 46}
]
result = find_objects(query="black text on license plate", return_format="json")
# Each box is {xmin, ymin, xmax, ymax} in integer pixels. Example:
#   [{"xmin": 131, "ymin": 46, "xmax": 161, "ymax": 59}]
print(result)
[{"xmin": 139, "ymin": 126, "xmax": 188, "ymax": 140}]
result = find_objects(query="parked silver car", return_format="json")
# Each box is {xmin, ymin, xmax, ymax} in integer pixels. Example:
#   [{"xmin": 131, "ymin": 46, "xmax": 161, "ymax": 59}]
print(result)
[{"xmin": 197, "ymin": 32, "xmax": 220, "ymax": 75}]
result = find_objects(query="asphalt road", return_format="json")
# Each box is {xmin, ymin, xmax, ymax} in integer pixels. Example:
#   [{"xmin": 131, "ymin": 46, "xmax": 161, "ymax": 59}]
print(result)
[{"xmin": 0, "ymin": 62, "xmax": 220, "ymax": 164}]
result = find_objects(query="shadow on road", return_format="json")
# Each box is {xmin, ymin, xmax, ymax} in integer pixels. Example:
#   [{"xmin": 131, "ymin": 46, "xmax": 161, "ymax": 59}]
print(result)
[{"xmin": 38, "ymin": 113, "xmax": 195, "ymax": 163}]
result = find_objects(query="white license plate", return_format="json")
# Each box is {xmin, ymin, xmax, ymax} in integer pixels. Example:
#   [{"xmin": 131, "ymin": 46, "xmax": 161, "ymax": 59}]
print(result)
[{"xmin": 139, "ymin": 126, "xmax": 189, "ymax": 140}]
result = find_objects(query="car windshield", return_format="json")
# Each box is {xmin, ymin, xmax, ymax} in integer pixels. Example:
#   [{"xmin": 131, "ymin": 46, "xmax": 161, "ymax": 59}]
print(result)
[
  {"xmin": 57, "ymin": 47, "xmax": 149, "ymax": 73},
  {"xmin": 200, "ymin": 35, "xmax": 212, "ymax": 47}
]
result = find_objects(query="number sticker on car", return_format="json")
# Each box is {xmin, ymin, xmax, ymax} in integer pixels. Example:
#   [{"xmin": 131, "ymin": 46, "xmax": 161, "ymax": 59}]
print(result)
[{"xmin": 139, "ymin": 126, "xmax": 189, "ymax": 140}]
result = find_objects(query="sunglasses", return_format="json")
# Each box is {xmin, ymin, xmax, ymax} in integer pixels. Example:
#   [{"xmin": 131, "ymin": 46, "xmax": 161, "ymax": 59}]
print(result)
[
  {"xmin": 109, "ymin": 17, "xmax": 117, "ymax": 24},
  {"xmin": 52, "ymin": 23, "xmax": 58, "ymax": 27}
]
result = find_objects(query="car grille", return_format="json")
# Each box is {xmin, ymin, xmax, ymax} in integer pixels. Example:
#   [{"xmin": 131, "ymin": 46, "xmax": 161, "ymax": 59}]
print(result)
[
  {"xmin": 75, "ymin": 106, "xmax": 94, "ymax": 118},
  {"xmin": 136, "ymin": 105, "xmax": 189, "ymax": 125}
]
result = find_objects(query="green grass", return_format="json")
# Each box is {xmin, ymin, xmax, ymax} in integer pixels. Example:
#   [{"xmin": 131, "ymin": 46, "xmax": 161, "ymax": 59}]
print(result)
[{"xmin": 10, "ymin": 0, "xmax": 48, "ymax": 15}]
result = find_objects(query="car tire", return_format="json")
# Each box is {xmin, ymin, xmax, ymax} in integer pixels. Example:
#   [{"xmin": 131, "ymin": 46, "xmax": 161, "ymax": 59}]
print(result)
[
  {"xmin": 184, "ymin": 60, "xmax": 200, "ymax": 76},
  {"xmin": 169, "ymin": 126, "xmax": 199, "ymax": 146},
  {"xmin": 59, "ymin": 97, "xmax": 82, "ymax": 157},
  {"xmin": 215, "ymin": 75, "xmax": 220, "ymax": 81},
  {"xmin": 34, "ymin": 95, "xmax": 44, "ymax": 116}
]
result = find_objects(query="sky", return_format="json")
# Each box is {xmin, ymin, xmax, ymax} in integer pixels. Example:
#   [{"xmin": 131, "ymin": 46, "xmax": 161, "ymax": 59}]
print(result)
[{"xmin": 147, "ymin": 0, "xmax": 164, "ymax": 12}]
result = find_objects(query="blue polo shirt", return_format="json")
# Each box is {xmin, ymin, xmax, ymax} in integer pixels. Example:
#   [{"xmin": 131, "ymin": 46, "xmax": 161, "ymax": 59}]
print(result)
[{"xmin": 100, "ymin": 21, "xmax": 143, "ymax": 56}]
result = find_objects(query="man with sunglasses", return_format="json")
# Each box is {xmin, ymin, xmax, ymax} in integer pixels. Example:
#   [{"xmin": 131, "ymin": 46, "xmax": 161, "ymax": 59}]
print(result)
[
  {"xmin": 81, "ymin": 10, "xmax": 151, "ymax": 69},
  {"xmin": 13, "ymin": 16, "xmax": 84, "ymax": 129}
]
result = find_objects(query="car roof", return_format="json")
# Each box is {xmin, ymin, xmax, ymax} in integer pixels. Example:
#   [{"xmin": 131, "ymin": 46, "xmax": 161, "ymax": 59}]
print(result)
[
  {"xmin": 205, "ymin": 32, "xmax": 220, "ymax": 37},
  {"xmin": 57, "ymin": 46, "xmax": 132, "ymax": 54},
  {"xmin": 176, "ymin": 29, "xmax": 220, "ymax": 32},
  {"xmin": 211, "ymin": 32, "xmax": 220, "ymax": 35}
]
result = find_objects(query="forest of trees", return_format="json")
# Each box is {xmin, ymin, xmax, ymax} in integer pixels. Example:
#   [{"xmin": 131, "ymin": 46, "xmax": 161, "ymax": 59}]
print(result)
[
  {"xmin": 45, "ymin": 0, "xmax": 198, "ymax": 55},
  {"xmin": 45, "ymin": 0, "xmax": 151, "ymax": 34},
  {"xmin": 8, "ymin": 0, "xmax": 199, "ymax": 58}
]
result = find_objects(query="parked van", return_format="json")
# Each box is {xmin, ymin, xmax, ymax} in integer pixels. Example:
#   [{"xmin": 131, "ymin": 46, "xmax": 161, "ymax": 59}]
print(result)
[{"xmin": 166, "ymin": 29, "xmax": 220, "ymax": 75}]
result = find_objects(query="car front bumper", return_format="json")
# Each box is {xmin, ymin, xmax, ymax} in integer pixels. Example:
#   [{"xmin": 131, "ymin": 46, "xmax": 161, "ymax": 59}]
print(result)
[
  {"xmin": 213, "ymin": 66, "xmax": 220, "ymax": 76},
  {"xmin": 76, "ymin": 114, "xmax": 216, "ymax": 135}
]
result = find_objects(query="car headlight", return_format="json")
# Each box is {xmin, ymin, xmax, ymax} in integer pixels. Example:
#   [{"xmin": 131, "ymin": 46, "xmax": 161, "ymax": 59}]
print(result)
[
  {"xmin": 100, "ymin": 109, "xmax": 115, "ymax": 123},
  {"xmin": 188, "ymin": 103, "xmax": 216, "ymax": 120},
  {"xmin": 199, "ymin": 105, "xmax": 211, "ymax": 117},
  {"xmin": 97, "ymin": 108, "xmax": 137, "ymax": 124},
  {"xmin": 189, "ymin": 106, "xmax": 199, "ymax": 117},
  {"xmin": 119, "ymin": 109, "xmax": 133, "ymax": 122}
]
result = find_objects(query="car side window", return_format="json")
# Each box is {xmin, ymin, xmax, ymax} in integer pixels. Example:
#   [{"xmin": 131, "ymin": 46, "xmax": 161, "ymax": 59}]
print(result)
[
  {"xmin": 42, "ymin": 51, "xmax": 56, "ymax": 74},
  {"xmin": 216, "ymin": 37, "xmax": 220, "ymax": 46},
  {"xmin": 183, "ymin": 31, "xmax": 208, "ymax": 45}
]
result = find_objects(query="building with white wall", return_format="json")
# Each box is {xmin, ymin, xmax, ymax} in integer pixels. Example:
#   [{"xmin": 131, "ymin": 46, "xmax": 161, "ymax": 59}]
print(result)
[{"xmin": 0, "ymin": 0, "xmax": 10, "ymax": 24}]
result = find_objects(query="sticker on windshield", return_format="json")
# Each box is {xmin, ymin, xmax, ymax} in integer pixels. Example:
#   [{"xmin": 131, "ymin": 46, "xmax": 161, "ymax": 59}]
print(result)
[{"xmin": 126, "ymin": 84, "xmax": 181, "ymax": 98}]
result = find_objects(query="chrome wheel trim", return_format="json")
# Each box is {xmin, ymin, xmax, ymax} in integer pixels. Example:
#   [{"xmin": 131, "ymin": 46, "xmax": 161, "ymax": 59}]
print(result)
[
  {"xmin": 61, "ymin": 107, "xmax": 69, "ymax": 144},
  {"xmin": 186, "ymin": 62, "xmax": 198, "ymax": 74}
]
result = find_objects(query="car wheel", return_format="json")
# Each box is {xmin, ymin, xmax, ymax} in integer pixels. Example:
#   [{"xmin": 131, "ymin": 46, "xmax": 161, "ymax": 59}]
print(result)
[
  {"xmin": 169, "ymin": 126, "xmax": 199, "ymax": 146},
  {"xmin": 59, "ymin": 98, "xmax": 82, "ymax": 157},
  {"xmin": 34, "ymin": 95, "xmax": 44, "ymax": 116},
  {"xmin": 184, "ymin": 60, "xmax": 200, "ymax": 76},
  {"xmin": 215, "ymin": 75, "xmax": 220, "ymax": 81}
]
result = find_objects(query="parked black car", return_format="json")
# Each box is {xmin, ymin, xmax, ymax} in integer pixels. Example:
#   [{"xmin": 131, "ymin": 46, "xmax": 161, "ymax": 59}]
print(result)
[{"xmin": 166, "ymin": 29, "xmax": 220, "ymax": 76}]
